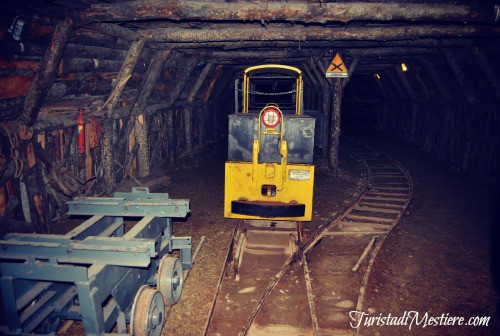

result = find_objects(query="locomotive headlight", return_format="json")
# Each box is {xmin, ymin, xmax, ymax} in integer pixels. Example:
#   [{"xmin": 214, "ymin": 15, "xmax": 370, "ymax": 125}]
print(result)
[
  {"xmin": 289, "ymin": 169, "xmax": 310, "ymax": 181},
  {"xmin": 261, "ymin": 106, "xmax": 281, "ymax": 128}
]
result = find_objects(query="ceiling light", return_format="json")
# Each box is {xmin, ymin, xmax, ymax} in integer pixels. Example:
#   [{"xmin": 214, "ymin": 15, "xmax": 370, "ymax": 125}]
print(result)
[
  {"xmin": 401, "ymin": 63, "xmax": 408, "ymax": 72},
  {"xmin": 374, "ymin": 73, "xmax": 381, "ymax": 79}
]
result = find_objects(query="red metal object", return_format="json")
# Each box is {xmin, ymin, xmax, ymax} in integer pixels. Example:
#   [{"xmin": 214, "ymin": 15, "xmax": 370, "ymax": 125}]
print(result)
[
  {"xmin": 77, "ymin": 108, "xmax": 85, "ymax": 153},
  {"xmin": 261, "ymin": 106, "xmax": 281, "ymax": 128}
]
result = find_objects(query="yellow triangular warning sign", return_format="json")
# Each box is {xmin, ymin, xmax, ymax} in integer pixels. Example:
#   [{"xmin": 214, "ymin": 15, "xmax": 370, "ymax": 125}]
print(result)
[{"xmin": 326, "ymin": 53, "xmax": 348, "ymax": 78}]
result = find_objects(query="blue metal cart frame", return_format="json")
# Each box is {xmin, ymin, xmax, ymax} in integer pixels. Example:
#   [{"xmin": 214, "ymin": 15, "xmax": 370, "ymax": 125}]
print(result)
[{"xmin": 0, "ymin": 188, "xmax": 192, "ymax": 335}]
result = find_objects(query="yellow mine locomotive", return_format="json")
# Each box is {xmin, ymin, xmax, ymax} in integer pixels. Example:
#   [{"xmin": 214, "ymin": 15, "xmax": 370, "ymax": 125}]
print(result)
[{"xmin": 224, "ymin": 64, "xmax": 315, "ymax": 221}]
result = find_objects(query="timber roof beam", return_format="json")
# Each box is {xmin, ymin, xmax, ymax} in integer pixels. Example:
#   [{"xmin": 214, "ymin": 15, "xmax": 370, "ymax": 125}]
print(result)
[
  {"xmin": 75, "ymin": 1, "xmax": 499, "ymax": 25},
  {"xmin": 140, "ymin": 25, "xmax": 500, "ymax": 43}
]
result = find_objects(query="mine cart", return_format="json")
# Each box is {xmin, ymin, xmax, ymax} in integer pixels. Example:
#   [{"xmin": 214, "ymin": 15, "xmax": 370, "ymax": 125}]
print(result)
[{"xmin": 0, "ymin": 187, "xmax": 191, "ymax": 336}]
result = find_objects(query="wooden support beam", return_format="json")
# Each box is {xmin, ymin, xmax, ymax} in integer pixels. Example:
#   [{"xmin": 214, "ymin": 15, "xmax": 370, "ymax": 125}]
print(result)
[
  {"xmin": 374, "ymin": 72, "xmax": 398, "ymax": 134},
  {"xmin": 203, "ymin": 64, "xmax": 223, "ymax": 103},
  {"xmin": 32, "ymin": 103, "xmax": 169, "ymax": 131},
  {"xmin": 64, "ymin": 43, "xmax": 128, "ymax": 61},
  {"xmin": 342, "ymin": 57, "xmax": 360, "ymax": 89},
  {"xmin": 470, "ymin": 46, "xmax": 500, "ymax": 99},
  {"xmin": 148, "ymin": 37, "xmax": 473, "ymax": 51},
  {"xmin": 85, "ymin": 23, "xmax": 140, "ymax": 42},
  {"xmin": 443, "ymin": 50, "xmax": 475, "ymax": 105},
  {"xmin": 20, "ymin": 139, "xmax": 52, "ymax": 233},
  {"xmin": 77, "ymin": 1, "xmax": 496, "ymax": 24},
  {"xmin": 187, "ymin": 62, "xmax": 214, "ymax": 103},
  {"xmin": 384, "ymin": 68, "xmax": 407, "ymax": 99},
  {"xmin": 302, "ymin": 65, "xmax": 321, "ymax": 111},
  {"xmin": 168, "ymin": 56, "xmax": 199, "ymax": 107},
  {"xmin": 329, "ymin": 78, "xmax": 343, "ymax": 171},
  {"xmin": 70, "ymin": 28, "xmax": 129, "ymax": 50},
  {"xmin": 135, "ymin": 49, "xmax": 171, "ymax": 177},
  {"xmin": 442, "ymin": 50, "xmax": 476, "ymax": 170},
  {"xmin": 185, "ymin": 62, "xmax": 214, "ymax": 153},
  {"xmin": 372, "ymin": 75, "xmax": 391, "ymax": 100},
  {"xmin": 395, "ymin": 67, "xmax": 417, "ymax": 100},
  {"xmin": 199, "ymin": 47, "xmax": 437, "ymax": 62},
  {"xmin": 211, "ymin": 68, "xmax": 239, "ymax": 139},
  {"xmin": 310, "ymin": 63, "xmax": 331, "ymax": 154},
  {"xmin": 411, "ymin": 65, "xmax": 432, "ymax": 100},
  {"xmin": 142, "ymin": 25, "xmax": 500, "ymax": 43},
  {"xmin": 60, "ymin": 57, "xmax": 124, "ymax": 74},
  {"xmin": 20, "ymin": 18, "xmax": 73, "ymax": 127},
  {"xmin": 418, "ymin": 57, "xmax": 455, "ymax": 154},
  {"xmin": 103, "ymin": 39, "xmax": 146, "ymax": 118},
  {"xmin": 395, "ymin": 66, "xmax": 418, "ymax": 142},
  {"xmin": 419, "ymin": 57, "xmax": 453, "ymax": 102},
  {"xmin": 101, "ymin": 38, "xmax": 145, "ymax": 193}
]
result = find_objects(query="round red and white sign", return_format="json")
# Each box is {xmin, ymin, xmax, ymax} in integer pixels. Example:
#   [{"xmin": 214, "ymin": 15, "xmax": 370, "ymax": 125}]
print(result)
[{"xmin": 261, "ymin": 107, "xmax": 281, "ymax": 128}]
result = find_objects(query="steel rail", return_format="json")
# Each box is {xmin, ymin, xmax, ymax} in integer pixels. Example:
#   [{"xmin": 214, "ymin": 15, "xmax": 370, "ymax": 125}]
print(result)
[{"xmin": 204, "ymin": 139, "xmax": 413, "ymax": 335}]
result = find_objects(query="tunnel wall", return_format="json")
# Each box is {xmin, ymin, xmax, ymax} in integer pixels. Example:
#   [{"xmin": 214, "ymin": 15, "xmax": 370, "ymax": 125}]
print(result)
[
  {"xmin": 343, "ymin": 63, "xmax": 499, "ymax": 179},
  {"xmin": 0, "ymin": 16, "xmax": 233, "ymax": 231}
]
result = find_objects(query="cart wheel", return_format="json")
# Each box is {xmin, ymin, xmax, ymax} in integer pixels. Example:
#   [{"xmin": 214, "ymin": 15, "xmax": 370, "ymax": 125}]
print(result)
[
  {"xmin": 130, "ymin": 285, "xmax": 165, "ymax": 336},
  {"xmin": 158, "ymin": 256, "xmax": 184, "ymax": 305}
]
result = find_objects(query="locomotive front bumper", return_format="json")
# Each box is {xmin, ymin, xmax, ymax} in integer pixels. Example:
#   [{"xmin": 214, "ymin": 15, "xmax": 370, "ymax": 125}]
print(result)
[{"xmin": 231, "ymin": 200, "xmax": 305, "ymax": 218}]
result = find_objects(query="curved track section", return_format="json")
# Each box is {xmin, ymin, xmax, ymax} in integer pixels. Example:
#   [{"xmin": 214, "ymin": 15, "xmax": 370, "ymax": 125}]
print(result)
[{"xmin": 205, "ymin": 140, "xmax": 413, "ymax": 336}]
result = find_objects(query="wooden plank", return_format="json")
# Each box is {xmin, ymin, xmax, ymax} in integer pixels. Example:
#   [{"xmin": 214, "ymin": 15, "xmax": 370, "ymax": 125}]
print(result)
[
  {"xmin": 339, "ymin": 221, "xmax": 392, "ymax": 229},
  {"xmin": 101, "ymin": 39, "xmax": 145, "ymax": 192},
  {"xmin": 142, "ymin": 26, "xmax": 500, "ymax": 43},
  {"xmin": 185, "ymin": 62, "xmax": 213, "ymax": 153},
  {"xmin": 358, "ymin": 201, "xmax": 405, "ymax": 209},
  {"xmin": 20, "ymin": 18, "xmax": 73, "ymax": 126},
  {"xmin": 352, "ymin": 236, "xmax": 378, "ymax": 272},
  {"xmin": 444, "ymin": 50, "xmax": 475, "ymax": 104},
  {"xmin": 470, "ymin": 46, "xmax": 500, "ymax": 99},
  {"xmin": 363, "ymin": 196, "xmax": 408, "ymax": 202},
  {"xmin": 0, "ymin": 75, "xmax": 33, "ymax": 99},
  {"xmin": 354, "ymin": 206, "xmax": 402, "ymax": 214},
  {"xmin": 368, "ymin": 187, "xmax": 410, "ymax": 191},
  {"xmin": 369, "ymin": 182, "xmax": 408, "ymax": 186},
  {"xmin": 329, "ymin": 77, "xmax": 342, "ymax": 171},
  {"xmin": 323, "ymin": 231, "xmax": 381, "ymax": 236},
  {"xmin": 133, "ymin": 49, "xmax": 170, "ymax": 177},
  {"xmin": 345, "ymin": 214, "xmax": 394, "ymax": 223},
  {"xmin": 77, "ymin": 2, "xmax": 496, "ymax": 24},
  {"xmin": 365, "ymin": 192, "xmax": 409, "ymax": 197}
]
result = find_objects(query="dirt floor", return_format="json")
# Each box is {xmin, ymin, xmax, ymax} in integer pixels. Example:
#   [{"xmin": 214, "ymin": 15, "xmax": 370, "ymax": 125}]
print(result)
[
  {"xmin": 351, "ymin": 129, "xmax": 500, "ymax": 336},
  {"xmin": 2, "ymin": 129, "xmax": 499, "ymax": 336},
  {"xmin": 161, "ymin": 140, "xmax": 367, "ymax": 336}
]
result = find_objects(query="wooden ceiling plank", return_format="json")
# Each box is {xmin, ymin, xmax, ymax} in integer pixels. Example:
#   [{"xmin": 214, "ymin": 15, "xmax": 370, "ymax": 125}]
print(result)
[
  {"xmin": 142, "ymin": 25, "xmax": 500, "ymax": 43},
  {"xmin": 76, "ymin": 1, "xmax": 497, "ymax": 24}
]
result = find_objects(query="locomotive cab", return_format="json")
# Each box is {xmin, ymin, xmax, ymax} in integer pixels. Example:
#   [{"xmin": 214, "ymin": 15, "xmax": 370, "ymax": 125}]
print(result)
[{"xmin": 224, "ymin": 65, "xmax": 315, "ymax": 221}]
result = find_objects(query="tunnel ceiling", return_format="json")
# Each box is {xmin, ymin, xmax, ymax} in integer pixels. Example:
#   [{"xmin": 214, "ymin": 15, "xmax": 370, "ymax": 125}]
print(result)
[
  {"xmin": 1, "ymin": 0, "xmax": 499, "ymax": 126},
  {"xmin": 4, "ymin": 1, "xmax": 499, "ymax": 60}
]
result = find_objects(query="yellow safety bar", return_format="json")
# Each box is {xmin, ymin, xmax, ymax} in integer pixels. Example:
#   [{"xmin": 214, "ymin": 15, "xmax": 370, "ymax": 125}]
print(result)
[{"xmin": 242, "ymin": 64, "xmax": 302, "ymax": 115}]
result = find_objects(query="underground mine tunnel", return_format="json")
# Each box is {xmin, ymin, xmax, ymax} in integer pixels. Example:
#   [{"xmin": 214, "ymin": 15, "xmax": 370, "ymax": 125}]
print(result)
[{"xmin": 0, "ymin": 1, "xmax": 499, "ymax": 335}]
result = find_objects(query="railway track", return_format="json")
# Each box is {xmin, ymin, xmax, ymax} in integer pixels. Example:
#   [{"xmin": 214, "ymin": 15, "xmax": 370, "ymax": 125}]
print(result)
[{"xmin": 204, "ymin": 140, "xmax": 413, "ymax": 336}]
